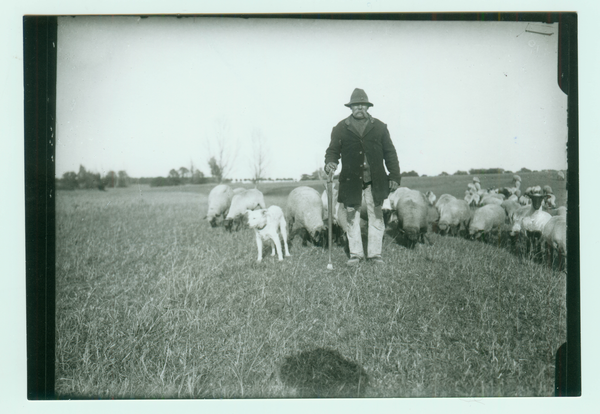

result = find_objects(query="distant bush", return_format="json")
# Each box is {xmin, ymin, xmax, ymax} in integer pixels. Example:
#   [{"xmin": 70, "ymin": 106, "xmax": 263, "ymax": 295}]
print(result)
[
  {"xmin": 469, "ymin": 168, "xmax": 505, "ymax": 175},
  {"xmin": 401, "ymin": 170, "xmax": 419, "ymax": 177},
  {"xmin": 453, "ymin": 170, "xmax": 468, "ymax": 176}
]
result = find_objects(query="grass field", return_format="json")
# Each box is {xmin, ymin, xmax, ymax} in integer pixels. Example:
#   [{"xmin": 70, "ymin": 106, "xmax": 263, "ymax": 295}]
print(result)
[{"xmin": 55, "ymin": 173, "xmax": 567, "ymax": 398}]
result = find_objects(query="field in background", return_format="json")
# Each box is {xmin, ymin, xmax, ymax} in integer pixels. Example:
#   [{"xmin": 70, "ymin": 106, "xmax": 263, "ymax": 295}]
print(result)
[{"xmin": 55, "ymin": 172, "xmax": 568, "ymax": 398}]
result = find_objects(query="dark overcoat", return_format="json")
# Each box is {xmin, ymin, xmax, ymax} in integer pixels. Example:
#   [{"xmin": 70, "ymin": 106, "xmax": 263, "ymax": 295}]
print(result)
[{"xmin": 324, "ymin": 115, "xmax": 401, "ymax": 207}]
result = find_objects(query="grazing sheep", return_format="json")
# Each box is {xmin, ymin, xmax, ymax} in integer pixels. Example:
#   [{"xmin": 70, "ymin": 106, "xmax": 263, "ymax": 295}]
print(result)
[
  {"xmin": 286, "ymin": 186, "xmax": 327, "ymax": 246},
  {"xmin": 557, "ymin": 170, "xmax": 566, "ymax": 181},
  {"xmin": 437, "ymin": 199, "xmax": 471, "ymax": 237},
  {"xmin": 542, "ymin": 215, "xmax": 567, "ymax": 269},
  {"xmin": 468, "ymin": 204, "xmax": 506, "ymax": 240},
  {"xmin": 393, "ymin": 187, "xmax": 430, "ymax": 247},
  {"xmin": 224, "ymin": 188, "xmax": 266, "ymax": 231},
  {"xmin": 435, "ymin": 194, "xmax": 458, "ymax": 215},
  {"xmin": 246, "ymin": 205, "xmax": 291, "ymax": 262},
  {"xmin": 206, "ymin": 184, "xmax": 234, "ymax": 227}
]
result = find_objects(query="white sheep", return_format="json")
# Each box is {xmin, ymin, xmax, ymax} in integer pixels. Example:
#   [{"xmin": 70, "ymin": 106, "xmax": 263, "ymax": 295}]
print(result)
[
  {"xmin": 542, "ymin": 185, "xmax": 557, "ymax": 209},
  {"xmin": 541, "ymin": 215, "xmax": 567, "ymax": 269},
  {"xmin": 435, "ymin": 194, "xmax": 458, "ymax": 215},
  {"xmin": 548, "ymin": 206, "xmax": 567, "ymax": 217},
  {"xmin": 224, "ymin": 188, "xmax": 266, "ymax": 231},
  {"xmin": 206, "ymin": 184, "xmax": 234, "ymax": 227},
  {"xmin": 286, "ymin": 186, "xmax": 327, "ymax": 246},
  {"xmin": 437, "ymin": 199, "xmax": 471, "ymax": 237},
  {"xmin": 479, "ymin": 193, "xmax": 505, "ymax": 207},
  {"xmin": 246, "ymin": 205, "xmax": 291, "ymax": 262},
  {"xmin": 464, "ymin": 191, "xmax": 480, "ymax": 207},
  {"xmin": 468, "ymin": 204, "xmax": 506, "ymax": 240},
  {"xmin": 393, "ymin": 187, "xmax": 430, "ymax": 246},
  {"xmin": 424, "ymin": 191, "xmax": 437, "ymax": 206},
  {"xmin": 510, "ymin": 209, "xmax": 552, "ymax": 254},
  {"xmin": 557, "ymin": 170, "xmax": 566, "ymax": 181},
  {"xmin": 519, "ymin": 195, "xmax": 532, "ymax": 206},
  {"xmin": 501, "ymin": 199, "xmax": 521, "ymax": 222}
]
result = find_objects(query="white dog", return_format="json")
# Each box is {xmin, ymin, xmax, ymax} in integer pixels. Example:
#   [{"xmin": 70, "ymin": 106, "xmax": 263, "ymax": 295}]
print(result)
[{"xmin": 246, "ymin": 205, "xmax": 291, "ymax": 262}]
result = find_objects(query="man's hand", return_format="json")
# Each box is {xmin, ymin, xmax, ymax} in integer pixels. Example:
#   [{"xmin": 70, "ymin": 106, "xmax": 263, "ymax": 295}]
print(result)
[
  {"xmin": 389, "ymin": 180, "xmax": 399, "ymax": 191},
  {"xmin": 325, "ymin": 162, "xmax": 338, "ymax": 175}
]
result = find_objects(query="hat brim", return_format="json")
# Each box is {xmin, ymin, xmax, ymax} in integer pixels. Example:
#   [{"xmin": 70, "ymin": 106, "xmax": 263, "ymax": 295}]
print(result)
[{"xmin": 344, "ymin": 102, "xmax": 373, "ymax": 107}]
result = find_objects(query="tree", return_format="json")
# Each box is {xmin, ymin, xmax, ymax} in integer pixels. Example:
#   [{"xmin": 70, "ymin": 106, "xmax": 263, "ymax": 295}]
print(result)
[
  {"xmin": 117, "ymin": 170, "xmax": 130, "ymax": 188},
  {"xmin": 104, "ymin": 171, "xmax": 117, "ymax": 188},
  {"xmin": 519, "ymin": 167, "xmax": 532, "ymax": 173},
  {"xmin": 61, "ymin": 171, "xmax": 78, "ymax": 190},
  {"xmin": 168, "ymin": 169, "xmax": 181, "ymax": 186},
  {"xmin": 454, "ymin": 170, "xmax": 468, "ymax": 176},
  {"xmin": 208, "ymin": 157, "xmax": 222, "ymax": 182},
  {"xmin": 439, "ymin": 171, "xmax": 449, "ymax": 176},
  {"xmin": 205, "ymin": 117, "xmax": 238, "ymax": 183},
  {"xmin": 250, "ymin": 128, "xmax": 270, "ymax": 186},
  {"xmin": 179, "ymin": 166, "xmax": 190, "ymax": 183}
]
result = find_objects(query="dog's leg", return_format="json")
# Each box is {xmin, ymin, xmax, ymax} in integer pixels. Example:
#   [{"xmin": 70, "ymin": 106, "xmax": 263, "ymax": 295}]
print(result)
[
  {"xmin": 255, "ymin": 231, "xmax": 263, "ymax": 263},
  {"xmin": 271, "ymin": 234, "xmax": 284, "ymax": 261},
  {"xmin": 279, "ymin": 217, "xmax": 291, "ymax": 257}
]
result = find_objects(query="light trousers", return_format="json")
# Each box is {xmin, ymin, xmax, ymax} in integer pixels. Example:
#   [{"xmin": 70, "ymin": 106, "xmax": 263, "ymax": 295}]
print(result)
[{"xmin": 346, "ymin": 185, "xmax": 385, "ymax": 259}]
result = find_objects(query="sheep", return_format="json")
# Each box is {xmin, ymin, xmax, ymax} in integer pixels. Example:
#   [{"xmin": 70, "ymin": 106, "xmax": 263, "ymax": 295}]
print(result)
[
  {"xmin": 510, "ymin": 209, "xmax": 552, "ymax": 255},
  {"xmin": 541, "ymin": 215, "xmax": 567, "ymax": 269},
  {"xmin": 519, "ymin": 195, "xmax": 532, "ymax": 206},
  {"xmin": 480, "ymin": 193, "xmax": 505, "ymax": 206},
  {"xmin": 509, "ymin": 192, "xmax": 551, "ymax": 253},
  {"xmin": 246, "ymin": 205, "xmax": 291, "ymax": 262},
  {"xmin": 286, "ymin": 186, "xmax": 327, "ymax": 247},
  {"xmin": 424, "ymin": 191, "xmax": 437, "ymax": 206},
  {"xmin": 223, "ymin": 188, "xmax": 266, "ymax": 231},
  {"xmin": 468, "ymin": 204, "xmax": 506, "ymax": 241},
  {"xmin": 511, "ymin": 193, "xmax": 549, "ymax": 224},
  {"xmin": 557, "ymin": 170, "xmax": 566, "ymax": 181},
  {"xmin": 393, "ymin": 187, "xmax": 430, "ymax": 247},
  {"xmin": 437, "ymin": 199, "xmax": 471, "ymax": 237},
  {"xmin": 548, "ymin": 206, "xmax": 567, "ymax": 217},
  {"xmin": 435, "ymin": 194, "xmax": 458, "ymax": 215},
  {"xmin": 206, "ymin": 184, "xmax": 234, "ymax": 227},
  {"xmin": 501, "ymin": 199, "xmax": 521, "ymax": 222},
  {"xmin": 542, "ymin": 185, "xmax": 557, "ymax": 209},
  {"xmin": 464, "ymin": 190, "xmax": 480, "ymax": 207}
]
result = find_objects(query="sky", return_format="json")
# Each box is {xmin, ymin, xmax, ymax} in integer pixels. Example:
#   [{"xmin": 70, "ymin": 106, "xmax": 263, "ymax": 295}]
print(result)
[{"xmin": 55, "ymin": 16, "xmax": 568, "ymax": 180}]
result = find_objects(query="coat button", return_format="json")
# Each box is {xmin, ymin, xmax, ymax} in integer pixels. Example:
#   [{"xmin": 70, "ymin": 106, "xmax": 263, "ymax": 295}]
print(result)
[{"xmin": 359, "ymin": 151, "xmax": 362, "ymax": 154}]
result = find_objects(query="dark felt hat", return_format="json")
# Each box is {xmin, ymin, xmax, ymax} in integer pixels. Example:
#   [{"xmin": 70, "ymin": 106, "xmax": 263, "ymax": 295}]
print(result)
[{"xmin": 344, "ymin": 88, "xmax": 373, "ymax": 107}]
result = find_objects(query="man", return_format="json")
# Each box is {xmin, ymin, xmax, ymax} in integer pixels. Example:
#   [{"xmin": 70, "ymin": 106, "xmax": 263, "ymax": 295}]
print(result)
[{"xmin": 324, "ymin": 88, "xmax": 401, "ymax": 266}]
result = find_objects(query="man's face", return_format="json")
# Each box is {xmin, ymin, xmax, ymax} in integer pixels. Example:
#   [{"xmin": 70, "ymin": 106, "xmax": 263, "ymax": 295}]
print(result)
[{"xmin": 350, "ymin": 104, "xmax": 369, "ymax": 119}]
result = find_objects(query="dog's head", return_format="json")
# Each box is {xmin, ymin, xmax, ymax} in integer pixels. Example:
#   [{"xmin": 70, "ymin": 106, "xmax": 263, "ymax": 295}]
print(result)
[{"xmin": 246, "ymin": 209, "xmax": 267, "ymax": 230}]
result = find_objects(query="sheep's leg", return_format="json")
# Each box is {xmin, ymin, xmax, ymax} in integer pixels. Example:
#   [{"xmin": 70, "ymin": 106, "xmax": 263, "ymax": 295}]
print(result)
[{"xmin": 255, "ymin": 232, "xmax": 263, "ymax": 263}]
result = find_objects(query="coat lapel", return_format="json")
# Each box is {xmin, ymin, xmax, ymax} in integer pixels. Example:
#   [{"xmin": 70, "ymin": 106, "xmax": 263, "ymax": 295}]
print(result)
[{"xmin": 344, "ymin": 115, "xmax": 375, "ymax": 138}]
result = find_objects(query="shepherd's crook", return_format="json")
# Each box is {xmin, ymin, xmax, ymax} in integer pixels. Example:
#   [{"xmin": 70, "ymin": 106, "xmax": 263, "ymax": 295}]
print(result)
[{"xmin": 327, "ymin": 170, "xmax": 334, "ymax": 270}]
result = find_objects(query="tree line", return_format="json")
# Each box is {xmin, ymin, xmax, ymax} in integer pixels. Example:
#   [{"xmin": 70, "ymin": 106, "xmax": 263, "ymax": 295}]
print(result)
[{"xmin": 57, "ymin": 165, "xmax": 130, "ymax": 191}]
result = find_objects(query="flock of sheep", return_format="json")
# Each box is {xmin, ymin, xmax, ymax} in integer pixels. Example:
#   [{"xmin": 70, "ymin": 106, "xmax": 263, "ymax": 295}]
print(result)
[{"xmin": 204, "ymin": 174, "xmax": 567, "ymax": 268}]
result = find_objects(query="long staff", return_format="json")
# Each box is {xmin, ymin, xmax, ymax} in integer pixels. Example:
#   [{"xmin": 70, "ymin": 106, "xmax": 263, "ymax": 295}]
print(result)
[{"xmin": 327, "ymin": 170, "xmax": 334, "ymax": 270}]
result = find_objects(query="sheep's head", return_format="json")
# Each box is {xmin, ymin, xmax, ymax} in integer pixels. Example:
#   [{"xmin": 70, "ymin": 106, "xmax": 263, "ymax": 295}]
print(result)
[{"xmin": 208, "ymin": 216, "xmax": 218, "ymax": 228}]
